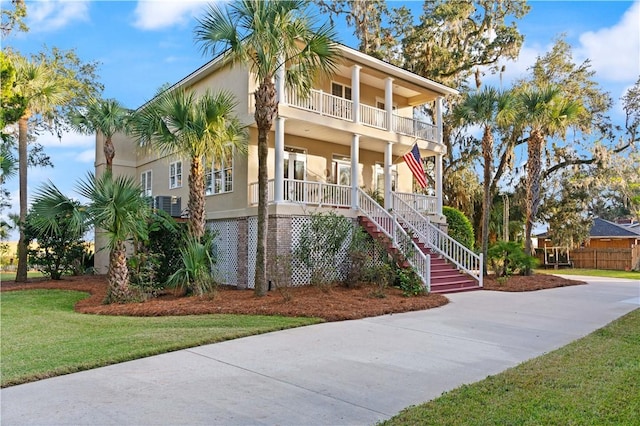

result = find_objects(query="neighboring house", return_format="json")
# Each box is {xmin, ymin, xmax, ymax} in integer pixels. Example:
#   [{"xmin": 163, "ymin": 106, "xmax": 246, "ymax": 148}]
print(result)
[
  {"xmin": 95, "ymin": 43, "xmax": 482, "ymax": 292},
  {"xmin": 536, "ymin": 218, "xmax": 640, "ymax": 270}
]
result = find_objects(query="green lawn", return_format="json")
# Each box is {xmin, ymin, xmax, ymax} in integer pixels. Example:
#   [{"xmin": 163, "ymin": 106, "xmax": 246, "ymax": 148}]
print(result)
[
  {"xmin": 536, "ymin": 268, "xmax": 640, "ymax": 280},
  {"xmin": 1, "ymin": 289, "xmax": 321, "ymax": 387},
  {"xmin": 380, "ymin": 308, "xmax": 640, "ymax": 425},
  {"xmin": 0, "ymin": 271, "xmax": 45, "ymax": 281}
]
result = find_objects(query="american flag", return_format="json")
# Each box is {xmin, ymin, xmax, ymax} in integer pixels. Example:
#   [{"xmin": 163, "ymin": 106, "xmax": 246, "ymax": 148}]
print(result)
[{"xmin": 402, "ymin": 144, "xmax": 427, "ymax": 188}]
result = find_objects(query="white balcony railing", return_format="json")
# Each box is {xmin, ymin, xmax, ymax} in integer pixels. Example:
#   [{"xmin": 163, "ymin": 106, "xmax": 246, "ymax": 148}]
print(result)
[
  {"xmin": 359, "ymin": 104, "xmax": 387, "ymax": 129},
  {"xmin": 393, "ymin": 192, "xmax": 438, "ymax": 215},
  {"xmin": 284, "ymin": 88, "xmax": 437, "ymax": 142},
  {"xmin": 393, "ymin": 115, "xmax": 437, "ymax": 141},
  {"xmin": 249, "ymin": 179, "xmax": 351, "ymax": 207}
]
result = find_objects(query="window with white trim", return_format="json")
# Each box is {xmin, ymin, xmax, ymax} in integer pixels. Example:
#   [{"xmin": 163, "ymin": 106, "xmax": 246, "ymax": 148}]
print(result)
[
  {"xmin": 332, "ymin": 154, "xmax": 351, "ymax": 186},
  {"xmin": 141, "ymin": 170, "xmax": 152, "ymax": 197},
  {"xmin": 206, "ymin": 151, "xmax": 234, "ymax": 195},
  {"xmin": 331, "ymin": 82, "xmax": 352, "ymax": 100},
  {"xmin": 169, "ymin": 161, "xmax": 182, "ymax": 189}
]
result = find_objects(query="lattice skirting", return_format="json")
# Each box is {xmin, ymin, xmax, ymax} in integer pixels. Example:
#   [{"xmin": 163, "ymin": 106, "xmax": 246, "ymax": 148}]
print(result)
[{"xmin": 209, "ymin": 215, "xmax": 384, "ymax": 289}]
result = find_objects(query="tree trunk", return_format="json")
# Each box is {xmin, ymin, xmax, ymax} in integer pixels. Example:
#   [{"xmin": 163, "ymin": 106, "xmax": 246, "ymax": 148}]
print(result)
[
  {"xmin": 188, "ymin": 156, "xmax": 206, "ymax": 240},
  {"xmin": 525, "ymin": 130, "xmax": 544, "ymax": 259},
  {"xmin": 481, "ymin": 127, "xmax": 493, "ymax": 276},
  {"xmin": 105, "ymin": 240, "xmax": 131, "ymax": 303},
  {"xmin": 104, "ymin": 135, "xmax": 115, "ymax": 173},
  {"xmin": 15, "ymin": 114, "xmax": 29, "ymax": 282},
  {"xmin": 254, "ymin": 78, "xmax": 278, "ymax": 296}
]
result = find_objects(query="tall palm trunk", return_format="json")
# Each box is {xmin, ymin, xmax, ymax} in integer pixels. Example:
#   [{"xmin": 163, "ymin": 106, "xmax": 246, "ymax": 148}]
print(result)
[
  {"xmin": 254, "ymin": 78, "xmax": 278, "ymax": 296},
  {"xmin": 525, "ymin": 129, "xmax": 544, "ymax": 257},
  {"xmin": 106, "ymin": 240, "xmax": 131, "ymax": 303},
  {"xmin": 481, "ymin": 127, "xmax": 493, "ymax": 276},
  {"xmin": 15, "ymin": 113, "xmax": 29, "ymax": 282},
  {"xmin": 188, "ymin": 156, "xmax": 206, "ymax": 239},
  {"xmin": 104, "ymin": 135, "xmax": 115, "ymax": 173}
]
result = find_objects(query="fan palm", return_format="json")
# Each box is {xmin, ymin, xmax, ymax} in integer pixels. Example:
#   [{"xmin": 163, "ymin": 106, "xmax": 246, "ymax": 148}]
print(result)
[
  {"xmin": 11, "ymin": 54, "xmax": 68, "ymax": 282},
  {"xmin": 131, "ymin": 88, "xmax": 247, "ymax": 239},
  {"xmin": 77, "ymin": 172, "xmax": 151, "ymax": 303},
  {"xmin": 70, "ymin": 98, "xmax": 131, "ymax": 173},
  {"xmin": 195, "ymin": 0, "xmax": 340, "ymax": 295},
  {"xmin": 454, "ymin": 87, "xmax": 515, "ymax": 274},
  {"xmin": 516, "ymin": 85, "xmax": 583, "ymax": 258}
]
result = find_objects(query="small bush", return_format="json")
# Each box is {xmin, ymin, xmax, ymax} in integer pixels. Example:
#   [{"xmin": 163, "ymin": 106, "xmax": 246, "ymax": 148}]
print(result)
[
  {"xmin": 487, "ymin": 241, "xmax": 539, "ymax": 277},
  {"xmin": 395, "ymin": 267, "xmax": 425, "ymax": 297},
  {"xmin": 166, "ymin": 236, "xmax": 217, "ymax": 296},
  {"xmin": 443, "ymin": 206, "xmax": 474, "ymax": 250}
]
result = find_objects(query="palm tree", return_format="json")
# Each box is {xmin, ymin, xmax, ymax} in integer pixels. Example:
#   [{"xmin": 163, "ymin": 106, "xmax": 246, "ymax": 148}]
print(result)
[
  {"xmin": 195, "ymin": 0, "xmax": 340, "ymax": 295},
  {"xmin": 453, "ymin": 87, "xmax": 514, "ymax": 274},
  {"xmin": 516, "ymin": 85, "xmax": 583, "ymax": 258},
  {"xmin": 70, "ymin": 98, "xmax": 131, "ymax": 173},
  {"xmin": 131, "ymin": 88, "xmax": 247, "ymax": 239},
  {"xmin": 11, "ymin": 54, "xmax": 68, "ymax": 282},
  {"xmin": 77, "ymin": 172, "xmax": 151, "ymax": 303}
]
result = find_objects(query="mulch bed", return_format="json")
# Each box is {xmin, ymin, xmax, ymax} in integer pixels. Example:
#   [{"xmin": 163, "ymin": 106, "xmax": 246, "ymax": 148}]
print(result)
[{"xmin": 1, "ymin": 273, "xmax": 586, "ymax": 321}]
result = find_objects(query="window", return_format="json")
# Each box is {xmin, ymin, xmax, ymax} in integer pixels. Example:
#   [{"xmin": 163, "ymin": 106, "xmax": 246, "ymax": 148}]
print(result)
[
  {"xmin": 375, "ymin": 163, "xmax": 397, "ymax": 193},
  {"xmin": 169, "ymin": 161, "xmax": 182, "ymax": 189},
  {"xmin": 331, "ymin": 82, "xmax": 352, "ymax": 100},
  {"xmin": 332, "ymin": 154, "xmax": 351, "ymax": 186},
  {"xmin": 141, "ymin": 170, "xmax": 152, "ymax": 197},
  {"xmin": 206, "ymin": 151, "xmax": 234, "ymax": 195}
]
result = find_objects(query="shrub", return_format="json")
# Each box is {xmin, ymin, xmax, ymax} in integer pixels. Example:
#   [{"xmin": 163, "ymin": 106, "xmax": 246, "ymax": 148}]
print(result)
[
  {"xmin": 24, "ymin": 207, "xmax": 90, "ymax": 280},
  {"xmin": 443, "ymin": 206, "xmax": 475, "ymax": 250},
  {"xmin": 166, "ymin": 236, "xmax": 217, "ymax": 296},
  {"xmin": 487, "ymin": 241, "xmax": 539, "ymax": 277},
  {"xmin": 394, "ymin": 267, "xmax": 425, "ymax": 297}
]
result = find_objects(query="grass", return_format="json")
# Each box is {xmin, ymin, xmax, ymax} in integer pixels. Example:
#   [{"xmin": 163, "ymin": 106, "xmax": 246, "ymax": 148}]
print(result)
[
  {"xmin": 380, "ymin": 308, "xmax": 640, "ymax": 425},
  {"xmin": 1, "ymin": 289, "xmax": 321, "ymax": 387},
  {"xmin": 0, "ymin": 271, "xmax": 45, "ymax": 281},
  {"xmin": 536, "ymin": 268, "xmax": 640, "ymax": 280}
]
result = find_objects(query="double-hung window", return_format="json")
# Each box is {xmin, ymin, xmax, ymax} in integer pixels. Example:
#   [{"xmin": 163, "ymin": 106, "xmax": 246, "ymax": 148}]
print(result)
[
  {"xmin": 206, "ymin": 151, "xmax": 234, "ymax": 195},
  {"xmin": 169, "ymin": 161, "xmax": 182, "ymax": 189},
  {"xmin": 331, "ymin": 82, "xmax": 352, "ymax": 100},
  {"xmin": 141, "ymin": 170, "xmax": 152, "ymax": 197}
]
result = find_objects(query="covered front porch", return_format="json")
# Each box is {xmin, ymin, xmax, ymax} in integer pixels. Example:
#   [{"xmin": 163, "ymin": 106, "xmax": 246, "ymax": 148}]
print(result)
[{"xmin": 249, "ymin": 178, "xmax": 439, "ymax": 216}]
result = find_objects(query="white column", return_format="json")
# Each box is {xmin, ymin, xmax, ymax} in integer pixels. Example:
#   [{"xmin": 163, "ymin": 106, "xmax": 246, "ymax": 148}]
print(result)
[
  {"xmin": 436, "ymin": 153, "xmax": 443, "ymax": 215},
  {"xmin": 385, "ymin": 77, "xmax": 394, "ymax": 131},
  {"xmin": 274, "ymin": 117, "xmax": 285, "ymax": 203},
  {"xmin": 351, "ymin": 134, "xmax": 360, "ymax": 210},
  {"xmin": 276, "ymin": 55, "xmax": 286, "ymax": 105},
  {"xmin": 352, "ymin": 65, "xmax": 361, "ymax": 123},
  {"xmin": 436, "ymin": 97, "xmax": 443, "ymax": 144},
  {"xmin": 384, "ymin": 141, "xmax": 392, "ymax": 210}
]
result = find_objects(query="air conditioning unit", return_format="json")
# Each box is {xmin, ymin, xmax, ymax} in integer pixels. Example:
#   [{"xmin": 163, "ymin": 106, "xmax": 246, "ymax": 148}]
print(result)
[{"xmin": 154, "ymin": 196, "xmax": 182, "ymax": 217}]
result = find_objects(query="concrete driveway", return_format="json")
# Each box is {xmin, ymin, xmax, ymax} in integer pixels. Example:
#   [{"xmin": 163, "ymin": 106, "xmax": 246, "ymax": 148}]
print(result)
[{"xmin": 1, "ymin": 276, "xmax": 638, "ymax": 425}]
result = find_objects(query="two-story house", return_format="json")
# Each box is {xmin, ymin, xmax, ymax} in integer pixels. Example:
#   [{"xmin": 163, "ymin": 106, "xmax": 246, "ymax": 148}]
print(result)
[{"xmin": 95, "ymin": 43, "xmax": 483, "ymax": 293}]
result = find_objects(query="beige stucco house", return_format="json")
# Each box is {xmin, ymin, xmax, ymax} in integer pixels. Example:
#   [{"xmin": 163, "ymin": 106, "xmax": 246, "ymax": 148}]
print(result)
[{"xmin": 95, "ymin": 43, "xmax": 483, "ymax": 293}]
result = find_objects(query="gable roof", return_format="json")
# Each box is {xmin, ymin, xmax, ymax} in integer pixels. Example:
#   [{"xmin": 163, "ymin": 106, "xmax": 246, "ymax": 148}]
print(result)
[{"xmin": 590, "ymin": 218, "xmax": 640, "ymax": 238}]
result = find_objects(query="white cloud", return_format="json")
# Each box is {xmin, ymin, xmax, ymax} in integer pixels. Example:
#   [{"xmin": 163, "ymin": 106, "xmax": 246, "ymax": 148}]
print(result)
[
  {"xmin": 36, "ymin": 131, "xmax": 94, "ymax": 148},
  {"xmin": 577, "ymin": 2, "xmax": 640, "ymax": 82},
  {"xmin": 75, "ymin": 149, "xmax": 95, "ymax": 163},
  {"xmin": 132, "ymin": 0, "xmax": 208, "ymax": 30},
  {"xmin": 27, "ymin": 0, "xmax": 90, "ymax": 32}
]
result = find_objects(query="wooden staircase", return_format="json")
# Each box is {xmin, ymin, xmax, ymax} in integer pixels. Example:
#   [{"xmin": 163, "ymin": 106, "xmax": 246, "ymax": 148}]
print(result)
[{"xmin": 358, "ymin": 216, "xmax": 481, "ymax": 294}]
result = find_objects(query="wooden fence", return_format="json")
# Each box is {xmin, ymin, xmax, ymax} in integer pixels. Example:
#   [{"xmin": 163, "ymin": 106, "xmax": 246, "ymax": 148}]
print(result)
[{"xmin": 569, "ymin": 246, "xmax": 640, "ymax": 271}]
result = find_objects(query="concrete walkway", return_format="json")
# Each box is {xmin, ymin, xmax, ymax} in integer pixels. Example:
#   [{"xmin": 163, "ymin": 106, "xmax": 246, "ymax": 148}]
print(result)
[{"xmin": 2, "ymin": 276, "xmax": 638, "ymax": 426}]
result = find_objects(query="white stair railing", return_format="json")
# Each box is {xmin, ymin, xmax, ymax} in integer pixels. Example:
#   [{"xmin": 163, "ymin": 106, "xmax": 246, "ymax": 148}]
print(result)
[
  {"xmin": 358, "ymin": 188, "xmax": 431, "ymax": 291},
  {"xmin": 392, "ymin": 193, "xmax": 483, "ymax": 287}
]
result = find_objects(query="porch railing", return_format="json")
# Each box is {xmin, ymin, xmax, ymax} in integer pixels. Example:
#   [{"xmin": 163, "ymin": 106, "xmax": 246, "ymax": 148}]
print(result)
[
  {"xmin": 393, "ymin": 115, "xmax": 437, "ymax": 141},
  {"xmin": 249, "ymin": 179, "xmax": 351, "ymax": 207},
  {"xmin": 284, "ymin": 88, "xmax": 437, "ymax": 141},
  {"xmin": 359, "ymin": 104, "xmax": 387, "ymax": 129},
  {"xmin": 393, "ymin": 192, "xmax": 438, "ymax": 215},
  {"xmin": 358, "ymin": 188, "xmax": 431, "ymax": 291},
  {"xmin": 285, "ymin": 88, "xmax": 352, "ymax": 121},
  {"xmin": 391, "ymin": 193, "xmax": 482, "ymax": 286}
]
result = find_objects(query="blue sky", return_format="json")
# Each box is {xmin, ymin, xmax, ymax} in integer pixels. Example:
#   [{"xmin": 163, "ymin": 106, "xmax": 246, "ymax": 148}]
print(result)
[{"xmin": 2, "ymin": 0, "xmax": 639, "ymax": 240}]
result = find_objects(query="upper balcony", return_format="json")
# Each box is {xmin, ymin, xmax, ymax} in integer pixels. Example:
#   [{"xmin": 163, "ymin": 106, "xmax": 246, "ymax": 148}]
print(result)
[{"xmin": 284, "ymin": 88, "xmax": 437, "ymax": 142}]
